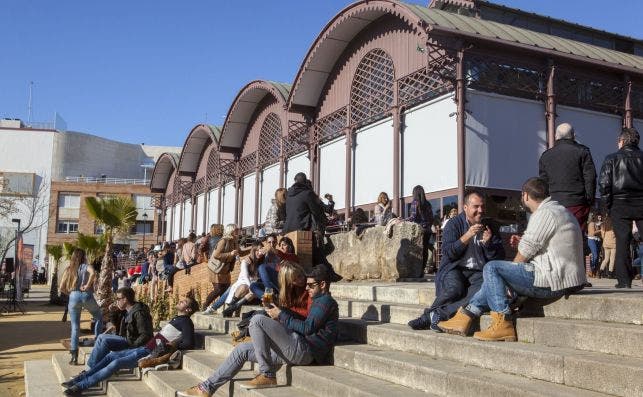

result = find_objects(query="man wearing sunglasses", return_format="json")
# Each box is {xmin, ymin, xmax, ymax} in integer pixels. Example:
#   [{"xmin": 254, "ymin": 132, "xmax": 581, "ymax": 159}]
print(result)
[{"xmin": 179, "ymin": 264, "xmax": 340, "ymax": 396}]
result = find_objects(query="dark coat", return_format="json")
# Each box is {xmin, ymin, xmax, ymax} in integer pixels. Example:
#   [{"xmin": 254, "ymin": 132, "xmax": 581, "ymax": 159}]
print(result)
[
  {"xmin": 110, "ymin": 302, "xmax": 153, "ymax": 348},
  {"xmin": 599, "ymin": 144, "xmax": 643, "ymax": 211},
  {"xmin": 539, "ymin": 139, "xmax": 597, "ymax": 207},
  {"xmin": 283, "ymin": 182, "xmax": 324, "ymax": 233}
]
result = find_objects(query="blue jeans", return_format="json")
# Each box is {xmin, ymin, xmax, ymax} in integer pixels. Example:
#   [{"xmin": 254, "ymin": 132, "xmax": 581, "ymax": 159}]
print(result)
[
  {"xmin": 209, "ymin": 287, "xmax": 230, "ymax": 310},
  {"xmin": 87, "ymin": 334, "xmax": 129, "ymax": 368},
  {"xmin": 74, "ymin": 346, "xmax": 150, "ymax": 390},
  {"xmin": 68, "ymin": 291, "xmax": 103, "ymax": 351},
  {"xmin": 633, "ymin": 243, "xmax": 643, "ymax": 276},
  {"xmin": 467, "ymin": 260, "xmax": 566, "ymax": 316},
  {"xmin": 249, "ymin": 264, "xmax": 279, "ymax": 299},
  {"xmin": 587, "ymin": 239, "xmax": 601, "ymax": 272}
]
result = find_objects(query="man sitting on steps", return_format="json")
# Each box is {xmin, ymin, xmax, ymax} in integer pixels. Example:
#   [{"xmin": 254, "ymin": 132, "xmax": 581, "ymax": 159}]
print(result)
[
  {"xmin": 438, "ymin": 177, "xmax": 586, "ymax": 341},
  {"xmin": 178, "ymin": 264, "xmax": 339, "ymax": 397}
]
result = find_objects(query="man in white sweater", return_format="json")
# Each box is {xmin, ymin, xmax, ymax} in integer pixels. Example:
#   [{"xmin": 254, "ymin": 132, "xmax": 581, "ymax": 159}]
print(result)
[{"xmin": 438, "ymin": 177, "xmax": 586, "ymax": 341}]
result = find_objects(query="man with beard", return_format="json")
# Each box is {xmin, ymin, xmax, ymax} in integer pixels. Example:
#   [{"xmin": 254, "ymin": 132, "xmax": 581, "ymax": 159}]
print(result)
[{"xmin": 438, "ymin": 177, "xmax": 586, "ymax": 341}]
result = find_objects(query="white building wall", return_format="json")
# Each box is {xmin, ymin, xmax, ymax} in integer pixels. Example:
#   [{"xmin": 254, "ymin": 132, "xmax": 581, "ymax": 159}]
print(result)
[
  {"xmin": 285, "ymin": 153, "xmax": 310, "ymax": 186},
  {"xmin": 196, "ymin": 194, "xmax": 205, "ymax": 234},
  {"xmin": 207, "ymin": 189, "xmax": 219, "ymax": 227},
  {"xmin": 242, "ymin": 173, "xmax": 256, "ymax": 227},
  {"xmin": 222, "ymin": 182, "xmax": 236, "ymax": 226},
  {"xmin": 353, "ymin": 118, "xmax": 393, "ymax": 206},
  {"xmin": 165, "ymin": 208, "xmax": 171, "ymax": 242},
  {"xmin": 172, "ymin": 204, "xmax": 181, "ymax": 241},
  {"xmin": 182, "ymin": 199, "xmax": 192, "ymax": 237},
  {"xmin": 319, "ymin": 137, "xmax": 346, "ymax": 210},
  {"xmin": 557, "ymin": 106, "xmax": 623, "ymax": 171},
  {"xmin": 402, "ymin": 94, "xmax": 458, "ymax": 196},
  {"xmin": 465, "ymin": 91, "xmax": 547, "ymax": 190},
  {"xmin": 259, "ymin": 164, "xmax": 280, "ymax": 224}
]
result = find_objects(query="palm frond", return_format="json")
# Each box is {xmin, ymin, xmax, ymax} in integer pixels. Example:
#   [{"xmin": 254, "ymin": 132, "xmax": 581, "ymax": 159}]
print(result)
[
  {"xmin": 62, "ymin": 242, "xmax": 77, "ymax": 259},
  {"xmin": 46, "ymin": 244, "xmax": 63, "ymax": 261}
]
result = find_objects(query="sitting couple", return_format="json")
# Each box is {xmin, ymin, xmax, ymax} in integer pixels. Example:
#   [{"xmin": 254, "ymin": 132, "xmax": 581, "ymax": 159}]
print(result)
[{"xmin": 409, "ymin": 178, "xmax": 586, "ymax": 341}]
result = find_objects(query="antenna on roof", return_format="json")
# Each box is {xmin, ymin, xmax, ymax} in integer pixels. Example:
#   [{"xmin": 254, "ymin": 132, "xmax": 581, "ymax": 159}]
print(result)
[{"xmin": 27, "ymin": 81, "xmax": 34, "ymax": 124}]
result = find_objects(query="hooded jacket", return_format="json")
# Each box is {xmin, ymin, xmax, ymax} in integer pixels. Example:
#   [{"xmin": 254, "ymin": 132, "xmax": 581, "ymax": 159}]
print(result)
[
  {"xmin": 283, "ymin": 182, "xmax": 324, "ymax": 234},
  {"xmin": 110, "ymin": 302, "xmax": 154, "ymax": 348}
]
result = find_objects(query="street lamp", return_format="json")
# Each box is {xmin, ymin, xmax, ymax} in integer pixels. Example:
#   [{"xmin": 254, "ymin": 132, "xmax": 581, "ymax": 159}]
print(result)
[{"xmin": 142, "ymin": 212, "xmax": 148, "ymax": 252}]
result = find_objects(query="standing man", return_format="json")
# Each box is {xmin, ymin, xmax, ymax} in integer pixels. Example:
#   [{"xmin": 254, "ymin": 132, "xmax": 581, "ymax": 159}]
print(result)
[
  {"xmin": 408, "ymin": 190, "xmax": 504, "ymax": 331},
  {"xmin": 539, "ymin": 122, "xmax": 597, "ymax": 233},
  {"xmin": 599, "ymin": 127, "xmax": 643, "ymax": 288},
  {"xmin": 86, "ymin": 287, "xmax": 153, "ymax": 368},
  {"xmin": 282, "ymin": 172, "xmax": 324, "ymax": 234}
]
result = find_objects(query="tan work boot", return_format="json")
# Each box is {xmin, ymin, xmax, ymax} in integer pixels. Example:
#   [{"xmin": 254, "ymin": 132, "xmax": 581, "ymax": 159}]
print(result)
[
  {"xmin": 473, "ymin": 311, "xmax": 517, "ymax": 342},
  {"xmin": 177, "ymin": 385, "xmax": 210, "ymax": 397},
  {"xmin": 437, "ymin": 307, "xmax": 474, "ymax": 336},
  {"xmin": 239, "ymin": 374, "xmax": 278, "ymax": 389}
]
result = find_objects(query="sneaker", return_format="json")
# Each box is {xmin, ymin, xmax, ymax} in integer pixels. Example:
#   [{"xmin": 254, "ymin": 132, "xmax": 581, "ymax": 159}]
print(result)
[
  {"xmin": 63, "ymin": 385, "xmax": 82, "ymax": 396},
  {"xmin": 202, "ymin": 307, "xmax": 217, "ymax": 315},
  {"xmin": 177, "ymin": 385, "xmax": 210, "ymax": 397},
  {"xmin": 176, "ymin": 263, "xmax": 185, "ymax": 270},
  {"xmin": 407, "ymin": 315, "xmax": 431, "ymax": 330},
  {"xmin": 429, "ymin": 311, "xmax": 443, "ymax": 333},
  {"xmin": 239, "ymin": 374, "xmax": 277, "ymax": 389}
]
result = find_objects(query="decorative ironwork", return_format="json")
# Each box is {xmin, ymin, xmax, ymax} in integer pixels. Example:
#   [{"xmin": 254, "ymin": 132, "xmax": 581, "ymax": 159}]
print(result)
[
  {"xmin": 398, "ymin": 68, "xmax": 453, "ymax": 107},
  {"xmin": 350, "ymin": 49, "xmax": 395, "ymax": 125},
  {"xmin": 206, "ymin": 148, "xmax": 220, "ymax": 189},
  {"xmin": 258, "ymin": 113, "xmax": 282, "ymax": 167},
  {"xmin": 193, "ymin": 177, "xmax": 206, "ymax": 195},
  {"xmin": 284, "ymin": 121, "xmax": 310, "ymax": 157},
  {"xmin": 151, "ymin": 195, "xmax": 164, "ymax": 209},
  {"xmin": 631, "ymin": 84, "xmax": 643, "ymax": 119},
  {"xmin": 315, "ymin": 106, "xmax": 347, "ymax": 144},
  {"xmin": 238, "ymin": 152, "xmax": 257, "ymax": 176},
  {"xmin": 219, "ymin": 159, "xmax": 236, "ymax": 184},
  {"xmin": 556, "ymin": 69, "xmax": 625, "ymax": 114},
  {"xmin": 464, "ymin": 54, "xmax": 545, "ymax": 100},
  {"xmin": 177, "ymin": 178, "xmax": 192, "ymax": 201}
]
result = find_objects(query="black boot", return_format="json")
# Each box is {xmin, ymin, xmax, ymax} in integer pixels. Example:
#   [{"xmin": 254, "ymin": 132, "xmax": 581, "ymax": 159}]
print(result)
[
  {"xmin": 69, "ymin": 350, "xmax": 78, "ymax": 365},
  {"xmin": 222, "ymin": 297, "xmax": 245, "ymax": 317},
  {"xmin": 64, "ymin": 385, "xmax": 82, "ymax": 396}
]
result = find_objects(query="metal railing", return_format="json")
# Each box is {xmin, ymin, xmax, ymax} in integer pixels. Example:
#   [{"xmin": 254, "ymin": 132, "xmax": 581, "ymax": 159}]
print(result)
[{"xmin": 64, "ymin": 176, "xmax": 149, "ymax": 185}]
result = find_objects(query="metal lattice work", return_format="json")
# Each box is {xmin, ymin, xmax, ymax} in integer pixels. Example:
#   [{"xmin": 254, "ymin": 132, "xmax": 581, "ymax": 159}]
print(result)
[
  {"xmin": 193, "ymin": 177, "xmax": 206, "ymax": 195},
  {"xmin": 631, "ymin": 85, "xmax": 643, "ymax": 119},
  {"xmin": 284, "ymin": 121, "xmax": 309, "ymax": 157},
  {"xmin": 206, "ymin": 149, "xmax": 220, "ymax": 189},
  {"xmin": 151, "ymin": 195, "xmax": 164, "ymax": 209},
  {"xmin": 556, "ymin": 69, "xmax": 625, "ymax": 114},
  {"xmin": 350, "ymin": 49, "xmax": 395, "ymax": 125},
  {"xmin": 315, "ymin": 107, "xmax": 347, "ymax": 144},
  {"xmin": 176, "ymin": 178, "xmax": 192, "ymax": 201},
  {"xmin": 238, "ymin": 152, "xmax": 257, "ymax": 175},
  {"xmin": 258, "ymin": 113, "xmax": 282, "ymax": 167},
  {"xmin": 219, "ymin": 159, "xmax": 236, "ymax": 184},
  {"xmin": 465, "ymin": 54, "xmax": 545, "ymax": 100},
  {"xmin": 398, "ymin": 68, "xmax": 454, "ymax": 106}
]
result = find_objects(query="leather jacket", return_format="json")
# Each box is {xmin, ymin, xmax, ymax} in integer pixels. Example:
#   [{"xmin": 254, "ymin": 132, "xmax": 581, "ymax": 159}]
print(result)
[{"xmin": 599, "ymin": 144, "xmax": 643, "ymax": 209}]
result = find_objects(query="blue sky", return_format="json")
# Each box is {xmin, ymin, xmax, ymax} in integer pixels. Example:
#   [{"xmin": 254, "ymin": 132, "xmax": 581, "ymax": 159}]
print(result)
[{"xmin": 1, "ymin": 0, "xmax": 641, "ymax": 147}]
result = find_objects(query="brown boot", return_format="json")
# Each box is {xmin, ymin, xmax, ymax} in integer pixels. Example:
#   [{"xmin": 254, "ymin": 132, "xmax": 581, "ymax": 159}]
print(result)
[
  {"xmin": 437, "ymin": 307, "xmax": 474, "ymax": 336},
  {"xmin": 473, "ymin": 312, "xmax": 516, "ymax": 342}
]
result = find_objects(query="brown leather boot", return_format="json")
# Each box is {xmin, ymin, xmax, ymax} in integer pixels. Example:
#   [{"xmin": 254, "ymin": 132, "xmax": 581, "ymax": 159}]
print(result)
[
  {"xmin": 437, "ymin": 307, "xmax": 474, "ymax": 336},
  {"xmin": 473, "ymin": 311, "xmax": 517, "ymax": 342}
]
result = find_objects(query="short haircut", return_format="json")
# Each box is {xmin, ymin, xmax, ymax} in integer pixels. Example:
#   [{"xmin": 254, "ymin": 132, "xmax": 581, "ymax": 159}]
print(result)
[
  {"xmin": 619, "ymin": 127, "xmax": 640, "ymax": 147},
  {"xmin": 185, "ymin": 296, "xmax": 200, "ymax": 314},
  {"xmin": 188, "ymin": 232, "xmax": 197, "ymax": 242},
  {"xmin": 116, "ymin": 287, "xmax": 135, "ymax": 304},
  {"xmin": 522, "ymin": 177, "xmax": 549, "ymax": 201},
  {"xmin": 294, "ymin": 172, "xmax": 307, "ymax": 184},
  {"xmin": 555, "ymin": 123, "xmax": 574, "ymax": 140},
  {"xmin": 464, "ymin": 189, "xmax": 484, "ymax": 205}
]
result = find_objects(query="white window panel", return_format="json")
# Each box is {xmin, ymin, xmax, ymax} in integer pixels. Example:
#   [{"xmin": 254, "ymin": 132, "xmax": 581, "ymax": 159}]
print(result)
[
  {"xmin": 260, "ymin": 164, "xmax": 280, "ymax": 223},
  {"xmin": 182, "ymin": 199, "xmax": 192, "ymax": 237},
  {"xmin": 207, "ymin": 188, "xmax": 219, "ymax": 227},
  {"xmin": 172, "ymin": 204, "xmax": 181, "ymax": 241},
  {"xmin": 319, "ymin": 137, "xmax": 346, "ymax": 210},
  {"xmin": 242, "ymin": 173, "xmax": 256, "ymax": 227},
  {"xmin": 196, "ymin": 194, "xmax": 206, "ymax": 234},
  {"xmin": 353, "ymin": 117, "xmax": 393, "ymax": 206},
  {"xmin": 285, "ymin": 153, "xmax": 310, "ymax": 186},
  {"xmin": 165, "ymin": 208, "xmax": 171, "ymax": 242},
  {"xmin": 222, "ymin": 182, "xmax": 236, "ymax": 226},
  {"xmin": 58, "ymin": 193, "xmax": 80, "ymax": 208}
]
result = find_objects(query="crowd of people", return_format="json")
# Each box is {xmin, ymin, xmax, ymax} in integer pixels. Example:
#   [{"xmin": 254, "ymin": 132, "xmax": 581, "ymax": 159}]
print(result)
[{"xmin": 56, "ymin": 124, "xmax": 642, "ymax": 395}]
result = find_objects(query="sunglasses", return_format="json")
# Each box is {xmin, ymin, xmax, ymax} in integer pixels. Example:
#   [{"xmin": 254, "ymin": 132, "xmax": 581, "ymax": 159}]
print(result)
[{"xmin": 306, "ymin": 282, "xmax": 319, "ymax": 289}]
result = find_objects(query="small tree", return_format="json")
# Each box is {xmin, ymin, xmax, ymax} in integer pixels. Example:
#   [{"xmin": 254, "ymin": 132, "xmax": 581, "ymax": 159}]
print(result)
[
  {"xmin": 46, "ymin": 244, "xmax": 63, "ymax": 304},
  {"xmin": 77, "ymin": 233, "xmax": 105, "ymax": 269},
  {"xmin": 85, "ymin": 196, "xmax": 137, "ymax": 311}
]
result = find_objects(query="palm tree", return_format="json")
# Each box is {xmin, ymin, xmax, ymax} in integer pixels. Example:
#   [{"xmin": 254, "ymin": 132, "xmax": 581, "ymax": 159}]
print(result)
[
  {"xmin": 85, "ymin": 196, "xmax": 137, "ymax": 311},
  {"xmin": 77, "ymin": 232, "xmax": 105, "ymax": 267},
  {"xmin": 46, "ymin": 244, "xmax": 63, "ymax": 304}
]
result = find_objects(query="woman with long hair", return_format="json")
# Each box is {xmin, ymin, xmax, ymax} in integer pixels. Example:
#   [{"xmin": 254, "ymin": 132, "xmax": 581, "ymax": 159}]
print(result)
[
  {"xmin": 276, "ymin": 261, "xmax": 310, "ymax": 318},
  {"xmin": 373, "ymin": 192, "xmax": 392, "ymax": 226},
  {"xmin": 599, "ymin": 216, "xmax": 616, "ymax": 278},
  {"xmin": 407, "ymin": 185, "xmax": 434, "ymax": 271},
  {"xmin": 587, "ymin": 212, "xmax": 603, "ymax": 278},
  {"xmin": 59, "ymin": 248, "xmax": 103, "ymax": 365},
  {"xmin": 264, "ymin": 188, "xmax": 287, "ymax": 234},
  {"xmin": 204, "ymin": 224, "xmax": 249, "ymax": 308}
]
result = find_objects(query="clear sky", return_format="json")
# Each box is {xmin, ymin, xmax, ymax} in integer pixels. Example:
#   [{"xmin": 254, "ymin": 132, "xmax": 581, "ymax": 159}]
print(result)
[{"xmin": 2, "ymin": 0, "xmax": 641, "ymax": 148}]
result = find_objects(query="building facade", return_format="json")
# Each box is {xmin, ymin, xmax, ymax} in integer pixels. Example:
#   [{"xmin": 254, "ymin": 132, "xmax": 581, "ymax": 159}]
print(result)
[{"xmin": 150, "ymin": 0, "xmax": 643, "ymax": 241}]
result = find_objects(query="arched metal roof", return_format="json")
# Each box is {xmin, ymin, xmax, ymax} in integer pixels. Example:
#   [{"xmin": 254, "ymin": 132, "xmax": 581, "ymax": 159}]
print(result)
[
  {"xmin": 219, "ymin": 80, "xmax": 291, "ymax": 150},
  {"xmin": 288, "ymin": 1, "xmax": 426, "ymax": 109},
  {"xmin": 150, "ymin": 152, "xmax": 180, "ymax": 192},
  {"xmin": 176, "ymin": 124, "xmax": 221, "ymax": 176}
]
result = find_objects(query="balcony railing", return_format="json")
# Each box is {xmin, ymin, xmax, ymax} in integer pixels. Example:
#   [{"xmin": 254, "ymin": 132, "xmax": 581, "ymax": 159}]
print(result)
[{"xmin": 64, "ymin": 176, "xmax": 148, "ymax": 185}]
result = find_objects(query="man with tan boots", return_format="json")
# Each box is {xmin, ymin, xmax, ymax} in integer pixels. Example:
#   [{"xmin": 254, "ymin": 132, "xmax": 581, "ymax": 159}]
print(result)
[{"xmin": 438, "ymin": 177, "xmax": 586, "ymax": 341}]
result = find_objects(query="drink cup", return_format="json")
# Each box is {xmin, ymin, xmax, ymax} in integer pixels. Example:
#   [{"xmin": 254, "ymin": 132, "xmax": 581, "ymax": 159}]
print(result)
[{"xmin": 263, "ymin": 288, "xmax": 274, "ymax": 307}]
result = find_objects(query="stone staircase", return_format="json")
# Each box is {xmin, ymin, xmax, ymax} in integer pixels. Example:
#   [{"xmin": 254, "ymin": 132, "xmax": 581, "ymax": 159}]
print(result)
[{"xmin": 25, "ymin": 279, "xmax": 643, "ymax": 396}]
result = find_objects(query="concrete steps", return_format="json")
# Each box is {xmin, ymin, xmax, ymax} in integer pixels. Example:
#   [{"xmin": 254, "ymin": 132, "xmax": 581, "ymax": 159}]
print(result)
[{"xmin": 24, "ymin": 360, "xmax": 66, "ymax": 397}]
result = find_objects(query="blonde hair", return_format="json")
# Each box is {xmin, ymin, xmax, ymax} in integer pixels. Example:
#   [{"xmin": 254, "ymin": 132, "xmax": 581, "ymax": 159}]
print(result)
[
  {"xmin": 377, "ymin": 192, "xmax": 389, "ymax": 205},
  {"xmin": 60, "ymin": 248, "xmax": 86, "ymax": 295},
  {"xmin": 222, "ymin": 223, "xmax": 237, "ymax": 239},
  {"xmin": 278, "ymin": 261, "xmax": 306, "ymax": 308},
  {"xmin": 275, "ymin": 188, "xmax": 287, "ymax": 205},
  {"xmin": 210, "ymin": 224, "xmax": 223, "ymax": 237}
]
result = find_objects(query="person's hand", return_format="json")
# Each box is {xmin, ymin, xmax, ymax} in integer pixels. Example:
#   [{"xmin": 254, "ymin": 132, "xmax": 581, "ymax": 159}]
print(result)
[
  {"xmin": 79, "ymin": 284, "xmax": 87, "ymax": 292},
  {"xmin": 230, "ymin": 249, "xmax": 238, "ymax": 256},
  {"xmin": 266, "ymin": 304, "xmax": 281, "ymax": 319},
  {"xmin": 510, "ymin": 234, "xmax": 522, "ymax": 248},
  {"xmin": 103, "ymin": 324, "xmax": 116, "ymax": 334},
  {"xmin": 481, "ymin": 226, "xmax": 492, "ymax": 244},
  {"xmin": 466, "ymin": 224, "xmax": 485, "ymax": 239}
]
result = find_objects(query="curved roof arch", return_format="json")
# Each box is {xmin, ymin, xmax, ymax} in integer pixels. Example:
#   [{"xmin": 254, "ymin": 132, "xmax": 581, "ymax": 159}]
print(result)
[
  {"xmin": 177, "ymin": 124, "xmax": 222, "ymax": 176},
  {"xmin": 219, "ymin": 80, "xmax": 291, "ymax": 150},
  {"xmin": 150, "ymin": 152, "xmax": 180, "ymax": 193},
  {"xmin": 288, "ymin": 0, "xmax": 426, "ymax": 109}
]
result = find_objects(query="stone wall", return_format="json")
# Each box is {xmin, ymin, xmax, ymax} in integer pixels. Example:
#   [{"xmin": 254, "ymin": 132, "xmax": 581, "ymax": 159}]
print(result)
[{"xmin": 325, "ymin": 221, "xmax": 424, "ymax": 281}]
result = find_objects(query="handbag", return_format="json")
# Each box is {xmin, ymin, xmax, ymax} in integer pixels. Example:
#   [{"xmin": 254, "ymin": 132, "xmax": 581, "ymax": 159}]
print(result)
[{"xmin": 207, "ymin": 256, "xmax": 227, "ymax": 273}]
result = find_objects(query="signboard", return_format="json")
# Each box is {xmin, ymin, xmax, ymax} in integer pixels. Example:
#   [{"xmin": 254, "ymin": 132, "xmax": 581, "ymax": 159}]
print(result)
[{"xmin": 0, "ymin": 172, "xmax": 35, "ymax": 196}]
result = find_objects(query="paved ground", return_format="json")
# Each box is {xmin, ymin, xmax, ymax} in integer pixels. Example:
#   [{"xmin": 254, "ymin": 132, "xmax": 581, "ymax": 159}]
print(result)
[{"xmin": 0, "ymin": 285, "xmax": 94, "ymax": 397}]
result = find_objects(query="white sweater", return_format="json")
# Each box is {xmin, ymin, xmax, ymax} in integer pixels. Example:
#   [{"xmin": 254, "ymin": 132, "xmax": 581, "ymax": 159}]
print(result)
[{"xmin": 518, "ymin": 198, "xmax": 586, "ymax": 291}]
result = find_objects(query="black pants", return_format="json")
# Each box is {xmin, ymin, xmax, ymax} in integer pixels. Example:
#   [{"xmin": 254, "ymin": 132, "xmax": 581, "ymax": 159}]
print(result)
[
  {"xmin": 426, "ymin": 267, "xmax": 483, "ymax": 320},
  {"xmin": 611, "ymin": 205, "xmax": 643, "ymax": 285}
]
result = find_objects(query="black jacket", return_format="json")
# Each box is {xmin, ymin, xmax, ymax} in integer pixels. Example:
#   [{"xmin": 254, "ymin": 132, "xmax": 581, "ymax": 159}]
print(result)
[
  {"xmin": 539, "ymin": 139, "xmax": 597, "ymax": 207},
  {"xmin": 283, "ymin": 182, "xmax": 324, "ymax": 234},
  {"xmin": 599, "ymin": 144, "xmax": 643, "ymax": 210},
  {"xmin": 110, "ymin": 302, "xmax": 153, "ymax": 348}
]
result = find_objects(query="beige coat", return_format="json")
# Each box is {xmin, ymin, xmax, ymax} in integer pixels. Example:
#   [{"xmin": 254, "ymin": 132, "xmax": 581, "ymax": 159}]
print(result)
[{"xmin": 208, "ymin": 237, "xmax": 249, "ymax": 284}]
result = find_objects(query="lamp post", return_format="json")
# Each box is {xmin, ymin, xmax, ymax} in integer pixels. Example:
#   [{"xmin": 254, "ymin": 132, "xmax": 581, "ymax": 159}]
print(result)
[
  {"xmin": 11, "ymin": 218, "xmax": 22, "ymax": 303},
  {"xmin": 142, "ymin": 212, "xmax": 148, "ymax": 252}
]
